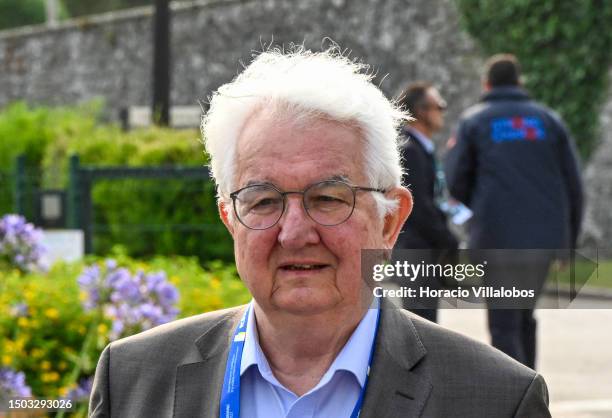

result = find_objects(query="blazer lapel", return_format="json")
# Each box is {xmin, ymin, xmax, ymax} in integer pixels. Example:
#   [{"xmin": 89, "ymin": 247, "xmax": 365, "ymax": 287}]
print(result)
[
  {"xmin": 360, "ymin": 306, "xmax": 432, "ymax": 418},
  {"xmin": 173, "ymin": 307, "xmax": 246, "ymax": 418}
]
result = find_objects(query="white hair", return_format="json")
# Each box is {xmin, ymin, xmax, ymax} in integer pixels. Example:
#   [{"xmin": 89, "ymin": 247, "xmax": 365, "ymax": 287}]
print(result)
[{"xmin": 201, "ymin": 45, "xmax": 411, "ymax": 217}]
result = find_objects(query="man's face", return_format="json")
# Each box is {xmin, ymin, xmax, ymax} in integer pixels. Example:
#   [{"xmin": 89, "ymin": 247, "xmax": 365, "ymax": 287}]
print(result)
[
  {"xmin": 220, "ymin": 110, "xmax": 402, "ymax": 316},
  {"xmin": 422, "ymin": 88, "xmax": 446, "ymax": 133}
]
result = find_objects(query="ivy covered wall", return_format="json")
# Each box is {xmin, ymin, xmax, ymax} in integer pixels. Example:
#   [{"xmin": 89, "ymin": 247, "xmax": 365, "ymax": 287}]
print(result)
[{"xmin": 457, "ymin": 0, "xmax": 612, "ymax": 160}]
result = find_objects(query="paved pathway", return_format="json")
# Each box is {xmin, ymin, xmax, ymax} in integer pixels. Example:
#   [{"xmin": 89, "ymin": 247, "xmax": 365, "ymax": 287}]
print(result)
[{"xmin": 438, "ymin": 300, "xmax": 612, "ymax": 418}]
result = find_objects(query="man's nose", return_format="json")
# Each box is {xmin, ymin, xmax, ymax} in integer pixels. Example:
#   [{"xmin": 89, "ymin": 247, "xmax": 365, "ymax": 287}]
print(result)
[{"xmin": 277, "ymin": 195, "xmax": 320, "ymax": 249}]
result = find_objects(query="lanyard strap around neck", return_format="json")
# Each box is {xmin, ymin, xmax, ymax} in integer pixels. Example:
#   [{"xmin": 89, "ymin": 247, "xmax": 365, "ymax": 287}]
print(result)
[{"xmin": 219, "ymin": 302, "xmax": 381, "ymax": 418}]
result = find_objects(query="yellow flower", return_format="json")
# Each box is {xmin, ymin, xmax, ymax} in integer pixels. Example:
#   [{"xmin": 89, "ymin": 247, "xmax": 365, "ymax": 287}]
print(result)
[
  {"xmin": 2, "ymin": 354, "xmax": 11, "ymax": 366},
  {"xmin": 41, "ymin": 360, "xmax": 51, "ymax": 371},
  {"xmin": 170, "ymin": 276, "xmax": 181, "ymax": 285},
  {"xmin": 17, "ymin": 317, "xmax": 29, "ymax": 328},
  {"xmin": 98, "ymin": 323, "xmax": 109, "ymax": 336},
  {"xmin": 42, "ymin": 372, "xmax": 60, "ymax": 382},
  {"xmin": 23, "ymin": 290, "xmax": 35, "ymax": 301},
  {"xmin": 15, "ymin": 337, "xmax": 26, "ymax": 351},
  {"xmin": 58, "ymin": 361, "xmax": 67, "ymax": 371},
  {"xmin": 45, "ymin": 308, "xmax": 60, "ymax": 320},
  {"xmin": 31, "ymin": 348, "xmax": 44, "ymax": 359}
]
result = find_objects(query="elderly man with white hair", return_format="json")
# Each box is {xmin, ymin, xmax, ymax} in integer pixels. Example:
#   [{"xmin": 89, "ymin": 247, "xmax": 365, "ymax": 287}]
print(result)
[{"xmin": 89, "ymin": 46, "xmax": 551, "ymax": 418}]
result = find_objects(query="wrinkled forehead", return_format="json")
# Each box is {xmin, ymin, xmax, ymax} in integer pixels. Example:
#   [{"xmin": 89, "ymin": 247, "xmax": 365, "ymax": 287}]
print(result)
[{"xmin": 234, "ymin": 107, "xmax": 367, "ymax": 188}]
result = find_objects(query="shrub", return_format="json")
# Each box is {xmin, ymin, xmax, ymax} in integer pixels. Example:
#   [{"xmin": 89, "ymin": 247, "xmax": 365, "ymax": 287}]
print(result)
[
  {"xmin": 0, "ymin": 101, "xmax": 232, "ymax": 261},
  {"xmin": 0, "ymin": 101, "xmax": 103, "ymax": 216},
  {"xmin": 0, "ymin": 253, "xmax": 249, "ymax": 414}
]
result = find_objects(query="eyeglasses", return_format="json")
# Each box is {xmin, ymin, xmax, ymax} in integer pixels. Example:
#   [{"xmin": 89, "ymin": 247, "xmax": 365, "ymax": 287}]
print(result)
[{"xmin": 229, "ymin": 180, "xmax": 387, "ymax": 230}]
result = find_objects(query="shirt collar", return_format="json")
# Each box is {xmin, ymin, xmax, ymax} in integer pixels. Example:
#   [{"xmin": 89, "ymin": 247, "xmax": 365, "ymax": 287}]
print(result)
[
  {"xmin": 240, "ymin": 300, "xmax": 379, "ymax": 389},
  {"xmin": 404, "ymin": 126, "xmax": 435, "ymax": 154},
  {"xmin": 481, "ymin": 86, "xmax": 530, "ymax": 102}
]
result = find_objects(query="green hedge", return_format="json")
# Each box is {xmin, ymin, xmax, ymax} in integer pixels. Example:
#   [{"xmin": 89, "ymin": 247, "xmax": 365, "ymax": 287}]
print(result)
[
  {"xmin": 0, "ymin": 101, "xmax": 232, "ymax": 261},
  {"xmin": 456, "ymin": 0, "xmax": 612, "ymax": 160}
]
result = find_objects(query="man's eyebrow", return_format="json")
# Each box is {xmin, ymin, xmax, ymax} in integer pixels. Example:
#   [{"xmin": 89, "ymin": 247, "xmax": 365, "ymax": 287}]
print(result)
[
  {"xmin": 245, "ymin": 179, "xmax": 275, "ymax": 187},
  {"xmin": 326, "ymin": 174, "xmax": 351, "ymax": 182},
  {"xmin": 243, "ymin": 174, "xmax": 351, "ymax": 188}
]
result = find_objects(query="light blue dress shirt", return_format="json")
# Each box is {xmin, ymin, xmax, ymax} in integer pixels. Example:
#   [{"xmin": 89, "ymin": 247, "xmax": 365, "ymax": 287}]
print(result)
[
  {"xmin": 405, "ymin": 126, "xmax": 435, "ymax": 154},
  {"xmin": 239, "ymin": 304, "xmax": 378, "ymax": 418}
]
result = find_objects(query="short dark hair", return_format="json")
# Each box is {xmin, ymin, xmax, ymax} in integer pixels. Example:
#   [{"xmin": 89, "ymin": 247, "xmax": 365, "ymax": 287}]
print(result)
[
  {"xmin": 396, "ymin": 81, "xmax": 433, "ymax": 115},
  {"xmin": 485, "ymin": 54, "xmax": 521, "ymax": 87}
]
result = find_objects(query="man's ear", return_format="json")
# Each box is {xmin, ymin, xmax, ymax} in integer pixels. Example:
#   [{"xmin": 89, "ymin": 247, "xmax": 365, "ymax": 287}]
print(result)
[
  {"xmin": 219, "ymin": 201, "xmax": 235, "ymax": 238},
  {"xmin": 382, "ymin": 187, "xmax": 413, "ymax": 248}
]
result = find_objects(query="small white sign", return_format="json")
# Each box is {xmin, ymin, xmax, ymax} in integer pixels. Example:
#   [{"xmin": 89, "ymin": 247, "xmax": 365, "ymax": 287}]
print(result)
[
  {"xmin": 128, "ymin": 106, "xmax": 201, "ymax": 128},
  {"xmin": 41, "ymin": 229, "xmax": 84, "ymax": 264}
]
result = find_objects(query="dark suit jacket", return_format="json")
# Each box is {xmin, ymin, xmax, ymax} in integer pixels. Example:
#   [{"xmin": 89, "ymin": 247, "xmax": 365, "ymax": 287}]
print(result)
[
  {"xmin": 398, "ymin": 128, "xmax": 458, "ymax": 250},
  {"xmin": 89, "ymin": 305, "xmax": 550, "ymax": 417}
]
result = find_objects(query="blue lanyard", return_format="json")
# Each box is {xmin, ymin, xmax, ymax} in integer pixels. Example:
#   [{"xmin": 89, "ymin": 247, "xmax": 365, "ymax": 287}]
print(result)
[{"xmin": 219, "ymin": 302, "xmax": 381, "ymax": 418}]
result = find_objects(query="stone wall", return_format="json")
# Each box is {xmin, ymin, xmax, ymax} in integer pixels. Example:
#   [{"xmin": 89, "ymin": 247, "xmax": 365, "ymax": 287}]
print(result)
[
  {"xmin": 0, "ymin": 0, "xmax": 483, "ymax": 144},
  {"xmin": 581, "ymin": 70, "xmax": 612, "ymax": 252}
]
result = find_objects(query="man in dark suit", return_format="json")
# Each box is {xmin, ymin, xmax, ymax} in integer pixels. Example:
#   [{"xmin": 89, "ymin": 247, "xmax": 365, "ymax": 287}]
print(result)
[
  {"xmin": 395, "ymin": 82, "xmax": 458, "ymax": 322},
  {"xmin": 90, "ymin": 47, "xmax": 550, "ymax": 417}
]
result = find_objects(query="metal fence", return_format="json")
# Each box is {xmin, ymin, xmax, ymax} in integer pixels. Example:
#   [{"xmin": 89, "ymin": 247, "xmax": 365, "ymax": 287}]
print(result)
[{"xmin": 10, "ymin": 155, "xmax": 233, "ymax": 261}]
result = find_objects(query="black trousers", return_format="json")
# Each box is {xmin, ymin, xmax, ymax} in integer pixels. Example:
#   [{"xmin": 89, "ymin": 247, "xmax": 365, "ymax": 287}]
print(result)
[
  {"xmin": 483, "ymin": 251, "xmax": 552, "ymax": 369},
  {"xmin": 488, "ymin": 308, "xmax": 537, "ymax": 369}
]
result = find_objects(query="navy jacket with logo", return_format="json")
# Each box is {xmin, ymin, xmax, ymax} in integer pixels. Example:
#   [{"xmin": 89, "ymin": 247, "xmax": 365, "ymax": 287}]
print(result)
[{"xmin": 444, "ymin": 86, "xmax": 583, "ymax": 249}]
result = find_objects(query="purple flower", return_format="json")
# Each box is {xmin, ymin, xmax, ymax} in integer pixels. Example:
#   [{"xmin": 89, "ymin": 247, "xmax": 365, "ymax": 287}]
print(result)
[
  {"xmin": 77, "ymin": 259, "xmax": 180, "ymax": 340},
  {"xmin": 105, "ymin": 259, "xmax": 117, "ymax": 270},
  {"xmin": 156, "ymin": 282, "xmax": 179, "ymax": 307},
  {"xmin": 0, "ymin": 214, "xmax": 47, "ymax": 273},
  {"xmin": 139, "ymin": 303, "xmax": 163, "ymax": 324},
  {"xmin": 78, "ymin": 265, "xmax": 101, "ymax": 287},
  {"xmin": 9, "ymin": 303, "xmax": 29, "ymax": 317},
  {"xmin": 110, "ymin": 319, "xmax": 124, "ymax": 339},
  {"xmin": 112, "ymin": 277, "xmax": 141, "ymax": 304},
  {"xmin": 145, "ymin": 272, "xmax": 166, "ymax": 292},
  {"xmin": 65, "ymin": 377, "xmax": 93, "ymax": 402},
  {"xmin": 105, "ymin": 267, "xmax": 130, "ymax": 288},
  {"xmin": 0, "ymin": 367, "xmax": 32, "ymax": 397}
]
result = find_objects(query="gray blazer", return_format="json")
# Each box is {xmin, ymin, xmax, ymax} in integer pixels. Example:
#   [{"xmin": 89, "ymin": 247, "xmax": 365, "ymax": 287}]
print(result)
[{"xmin": 89, "ymin": 305, "xmax": 551, "ymax": 417}]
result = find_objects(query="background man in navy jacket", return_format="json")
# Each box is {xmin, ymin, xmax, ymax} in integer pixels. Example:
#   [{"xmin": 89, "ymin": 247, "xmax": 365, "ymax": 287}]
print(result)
[
  {"xmin": 445, "ymin": 54, "xmax": 583, "ymax": 368},
  {"xmin": 396, "ymin": 82, "xmax": 458, "ymax": 322}
]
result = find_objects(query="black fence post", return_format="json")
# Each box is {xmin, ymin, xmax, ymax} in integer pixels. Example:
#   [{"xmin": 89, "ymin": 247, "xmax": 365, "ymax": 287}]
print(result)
[
  {"xmin": 81, "ymin": 173, "xmax": 93, "ymax": 254},
  {"xmin": 67, "ymin": 155, "xmax": 81, "ymax": 229},
  {"xmin": 13, "ymin": 155, "xmax": 26, "ymax": 215}
]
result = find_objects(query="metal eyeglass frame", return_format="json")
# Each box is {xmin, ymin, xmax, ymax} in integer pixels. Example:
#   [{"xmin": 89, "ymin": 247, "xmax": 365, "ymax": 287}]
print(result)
[{"xmin": 229, "ymin": 180, "xmax": 387, "ymax": 230}]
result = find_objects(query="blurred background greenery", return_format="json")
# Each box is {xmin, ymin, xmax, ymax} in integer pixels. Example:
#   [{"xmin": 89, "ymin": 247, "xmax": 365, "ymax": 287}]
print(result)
[{"xmin": 458, "ymin": 0, "xmax": 612, "ymax": 160}]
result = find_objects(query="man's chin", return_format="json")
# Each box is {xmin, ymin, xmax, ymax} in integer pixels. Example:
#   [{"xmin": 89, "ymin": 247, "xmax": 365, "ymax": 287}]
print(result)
[{"xmin": 271, "ymin": 291, "xmax": 341, "ymax": 316}]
